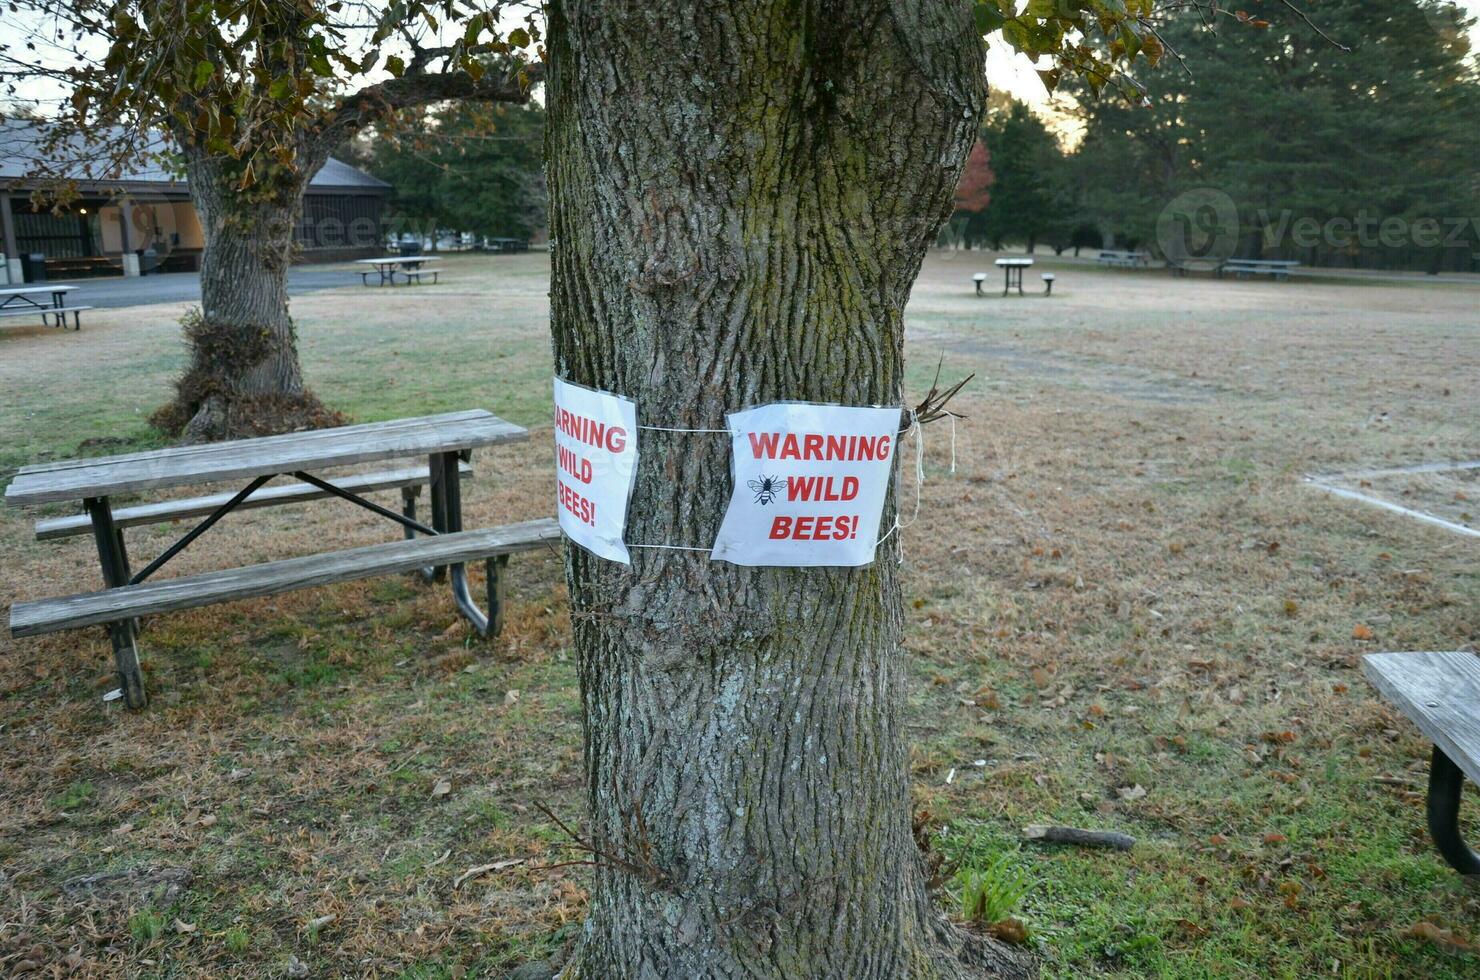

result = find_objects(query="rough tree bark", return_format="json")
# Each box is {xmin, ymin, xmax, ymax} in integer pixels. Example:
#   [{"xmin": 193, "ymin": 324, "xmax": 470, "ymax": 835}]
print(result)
[
  {"xmin": 150, "ymin": 143, "xmax": 343, "ymax": 443},
  {"xmin": 547, "ymin": 2, "xmax": 1031, "ymax": 977}
]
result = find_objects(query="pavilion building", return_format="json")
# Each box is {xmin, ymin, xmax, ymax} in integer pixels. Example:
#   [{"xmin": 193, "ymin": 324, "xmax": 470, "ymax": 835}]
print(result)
[{"xmin": 0, "ymin": 119, "xmax": 389, "ymax": 283}]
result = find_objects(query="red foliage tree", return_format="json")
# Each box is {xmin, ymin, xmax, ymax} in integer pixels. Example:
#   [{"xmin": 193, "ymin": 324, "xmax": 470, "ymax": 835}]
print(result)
[{"xmin": 953, "ymin": 139, "xmax": 995, "ymax": 213}]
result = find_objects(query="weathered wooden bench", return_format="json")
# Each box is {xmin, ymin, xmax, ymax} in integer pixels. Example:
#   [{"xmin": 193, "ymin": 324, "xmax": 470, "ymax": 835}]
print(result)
[
  {"xmin": 6, "ymin": 411, "xmax": 557, "ymax": 710},
  {"xmin": 1219, "ymin": 258, "xmax": 1299, "ymax": 280},
  {"xmin": 1363, "ymin": 651, "xmax": 1480, "ymax": 874},
  {"xmin": 0, "ymin": 305, "xmax": 92, "ymax": 330},
  {"xmin": 1097, "ymin": 249, "xmax": 1149, "ymax": 269},
  {"xmin": 11, "ymin": 520, "xmax": 557, "ymax": 639}
]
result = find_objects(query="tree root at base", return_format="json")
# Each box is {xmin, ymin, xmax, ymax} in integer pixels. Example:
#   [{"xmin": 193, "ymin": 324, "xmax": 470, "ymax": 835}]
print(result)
[{"xmin": 150, "ymin": 390, "xmax": 347, "ymax": 444}]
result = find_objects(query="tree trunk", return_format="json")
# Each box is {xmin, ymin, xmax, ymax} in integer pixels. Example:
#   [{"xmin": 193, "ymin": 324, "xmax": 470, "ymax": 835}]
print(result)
[
  {"xmin": 546, "ymin": 2, "xmax": 1031, "ymax": 977},
  {"xmin": 151, "ymin": 146, "xmax": 343, "ymax": 442}
]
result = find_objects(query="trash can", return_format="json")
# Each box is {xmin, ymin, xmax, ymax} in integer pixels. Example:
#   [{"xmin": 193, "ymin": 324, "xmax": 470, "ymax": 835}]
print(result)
[
  {"xmin": 398, "ymin": 241, "xmax": 423, "ymax": 257},
  {"xmin": 21, "ymin": 252, "xmax": 46, "ymax": 283}
]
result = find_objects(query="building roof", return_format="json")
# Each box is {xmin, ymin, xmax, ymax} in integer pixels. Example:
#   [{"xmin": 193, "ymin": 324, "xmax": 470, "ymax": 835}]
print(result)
[{"xmin": 0, "ymin": 119, "xmax": 389, "ymax": 193}]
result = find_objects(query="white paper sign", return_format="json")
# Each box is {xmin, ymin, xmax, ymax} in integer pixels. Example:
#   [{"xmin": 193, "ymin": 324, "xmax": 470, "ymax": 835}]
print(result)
[
  {"xmin": 553, "ymin": 377, "xmax": 638, "ymax": 564},
  {"xmin": 710, "ymin": 403, "xmax": 899, "ymax": 567}
]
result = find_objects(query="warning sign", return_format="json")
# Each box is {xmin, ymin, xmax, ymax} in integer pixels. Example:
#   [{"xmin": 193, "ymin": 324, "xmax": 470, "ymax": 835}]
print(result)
[
  {"xmin": 553, "ymin": 377, "xmax": 638, "ymax": 564},
  {"xmin": 710, "ymin": 403, "xmax": 899, "ymax": 567}
]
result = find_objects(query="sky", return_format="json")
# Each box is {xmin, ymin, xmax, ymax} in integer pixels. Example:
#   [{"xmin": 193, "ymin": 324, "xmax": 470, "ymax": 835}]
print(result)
[{"xmin": 4, "ymin": 2, "xmax": 1478, "ymax": 124}]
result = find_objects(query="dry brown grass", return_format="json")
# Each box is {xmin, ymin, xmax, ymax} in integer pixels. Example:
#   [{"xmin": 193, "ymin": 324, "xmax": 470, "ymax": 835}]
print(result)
[{"xmin": 1, "ymin": 251, "xmax": 1478, "ymax": 977}]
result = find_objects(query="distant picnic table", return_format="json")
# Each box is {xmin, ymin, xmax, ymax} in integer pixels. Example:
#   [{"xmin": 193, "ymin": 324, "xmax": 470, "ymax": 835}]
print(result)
[
  {"xmin": 0, "ymin": 284, "xmax": 89, "ymax": 330},
  {"xmin": 1097, "ymin": 249, "xmax": 1150, "ymax": 269},
  {"xmin": 994, "ymin": 257, "xmax": 1034, "ymax": 296},
  {"xmin": 1218, "ymin": 258, "xmax": 1299, "ymax": 281},
  {"xmin": 5, "ymin": 410, "xmax": 557, "ymax": 709},
  {"xmin": 354, "ymin": 255, "xmax": 443, "ymax": 286}
]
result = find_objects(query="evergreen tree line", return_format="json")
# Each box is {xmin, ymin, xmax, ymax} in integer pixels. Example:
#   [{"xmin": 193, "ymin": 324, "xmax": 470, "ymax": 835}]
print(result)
[
  {"xmin": 351, "ymin": 100, "xmax": 547, "ymax": 246},
  {"xmin": 951, "ymin": 0, "xmax": 1480, "ymax": 272}
]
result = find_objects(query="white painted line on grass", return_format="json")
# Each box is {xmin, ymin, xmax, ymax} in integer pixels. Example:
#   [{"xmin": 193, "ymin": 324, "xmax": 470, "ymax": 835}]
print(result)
[{"xmin": 1304, "ymin": 477, "xmax": 1480, "ymax": 540}]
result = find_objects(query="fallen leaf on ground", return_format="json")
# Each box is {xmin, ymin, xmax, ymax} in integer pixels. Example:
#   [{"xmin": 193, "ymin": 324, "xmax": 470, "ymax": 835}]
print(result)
[
  {"xmin": 1116, "ymin": 784, "xmax": 1147, "ymax": 802},
  {"xmin": 987, "ymin": 918, "xmax": 1029, "ymax": 945},
  {"xmin": 431, "ymin": 778, "xmax": 452, "ymax": 798},
  {"xmin": 1402, "ymin": 921, "xmax": 1478, "ymax": 952},
  {"xmin": 1352, "ymin": 624, "xmax": 1374, "ymax": 640}
]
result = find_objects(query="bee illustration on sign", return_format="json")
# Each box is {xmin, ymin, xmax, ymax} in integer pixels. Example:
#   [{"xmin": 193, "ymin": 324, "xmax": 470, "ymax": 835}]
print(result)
[{"xmin": 747, "ymin": 475, "xmax": 787, "ymax": 506}]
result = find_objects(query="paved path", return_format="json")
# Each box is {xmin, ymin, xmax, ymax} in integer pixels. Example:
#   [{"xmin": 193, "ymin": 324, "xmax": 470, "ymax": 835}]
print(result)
[{"xmin": 35, "ymin": 264, "xmax": 356, "ymax": 310}]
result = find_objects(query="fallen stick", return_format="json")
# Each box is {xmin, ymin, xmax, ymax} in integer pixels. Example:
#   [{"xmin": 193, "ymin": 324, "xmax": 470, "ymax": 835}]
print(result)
[
  {"xmin": 1022, "ymin": 824, "xmax": 1136, "ymax": 850},
  {"xmin": 453, "ymin": 858, "xmax": 525, "ymax": 889}
]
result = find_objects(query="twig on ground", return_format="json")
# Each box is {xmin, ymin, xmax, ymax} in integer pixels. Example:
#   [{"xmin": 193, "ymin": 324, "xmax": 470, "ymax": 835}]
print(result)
[{"xmin": 452, "ymin": 858, "xmax": 525, "ymax": 889}]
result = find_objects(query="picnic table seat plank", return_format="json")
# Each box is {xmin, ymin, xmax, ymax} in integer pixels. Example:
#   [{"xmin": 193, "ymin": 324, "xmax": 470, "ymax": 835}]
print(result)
[
  {"xmin": 11, "ymin": 518, "xmax": 559, "ymax": 638},
  {"xmin": 6, "ymin": 410, "xmax": 522, "ymax": 505},
  {"xmin": 0, "ymin": 307, "xmax": 77, "ymax": 318},
  {"xmin": 33, "ymin": 462, "xmax": 473, "ymax": 540}
]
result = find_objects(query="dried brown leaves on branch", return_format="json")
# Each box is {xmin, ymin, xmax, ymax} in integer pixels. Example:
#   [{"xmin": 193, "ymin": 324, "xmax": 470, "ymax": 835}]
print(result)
[{"xmin": 908, "ymin": 357, "xmax": 974, "ymax": 432}]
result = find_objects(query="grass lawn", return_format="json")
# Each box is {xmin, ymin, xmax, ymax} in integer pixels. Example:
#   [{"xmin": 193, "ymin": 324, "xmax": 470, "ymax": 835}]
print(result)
[{"xmin": 1, "ymin": 251, "xmax": 1477, "ymax": 978}]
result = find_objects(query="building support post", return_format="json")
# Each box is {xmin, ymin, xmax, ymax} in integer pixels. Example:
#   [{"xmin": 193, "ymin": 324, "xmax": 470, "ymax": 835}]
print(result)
[
  {"xmin": 118, "ymin": 200, "xmax": 140, "ymax": 277},
  {"xmin": 0, "ymin": 193, "xmax": 20, "ymax": 285}
]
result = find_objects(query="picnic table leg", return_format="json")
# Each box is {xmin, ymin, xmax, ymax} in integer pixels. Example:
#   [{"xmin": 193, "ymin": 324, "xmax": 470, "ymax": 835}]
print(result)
[
  {"xmin": 436, "ymin": 450, "xmax": 498, "ymax": 637},
  {"xmin": 426, "ymin": 454, "xmax": 450, "ymax": 582},
  {"xmin": 401, "ymin": 485, "xmax": 439, "ymax": 584},
  {"xmin": 485, "ymin": 554, "xmax": 508, "ymax": 636},
  {"xmin": 83, "ymin": 497, "xmax": 147, "ymax": 709},
  {"xmin": 1428, "ymin": 745, "xmax": 1480, "ymax": 875}
]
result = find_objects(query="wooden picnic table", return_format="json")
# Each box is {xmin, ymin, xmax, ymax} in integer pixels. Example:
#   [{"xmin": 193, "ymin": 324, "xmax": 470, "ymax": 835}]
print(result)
[
  {"xmin": 0, "ymin": 284, "xmax": 86, "ymax": 330},
  {"xmin": 994, "ymin": 257, "xmax": 1034, "ymax": 296},
  {"xmin": 6, "ymin": 410, "xmax": 557, "ymax": 709},
  {"xmin": 353, "ymin": 255, "xmax": 443, "ymax": 286}
]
